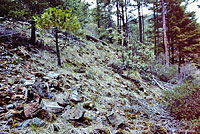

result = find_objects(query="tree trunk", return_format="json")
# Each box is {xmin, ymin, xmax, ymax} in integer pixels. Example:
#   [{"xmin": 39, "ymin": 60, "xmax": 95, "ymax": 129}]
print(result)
[
  {"xmin": 141, "ymin": 2, "xmax": 145, "ymax": 41},
  {"xmin": 116, "ymin": 0, "xmax": 119, "ymax": 29},
  {"xmin": 153, "ymin": 3, "xmax": 157, "ymax": 57},
  {"xmin": 178, "ymin": 45, "xmax": 182, "ymax": 82},
  {"xmin": 116, "ymin": 0, "xmax": 121, "ymax": 45},
  {"xmin": 162, "ymin": 0, "xmax": 169, "ymax": 67},
  {"xmin": 96, "ymin": 0, "xmax": 101, "ymax": 28},
  {"xmin": 121, "ymin": 1, "xmax": 125, "ymax": 33},
  {"xmin": 156, "ymin": 0, "xmax": 160, "ymax": 57},
  {"xmin": 137, "ymin": 2, "xmax": 143, "ymax": 43},
  {"xmin": 171, "ymin": 44, "xmax": 175, "ymax": 64},
  {"xmin": 55, "ymin": 28, "xmax": 61, "ymax": 66},
  {"xmin": 30, "ymin": 20, "xmax": 36, "ymax": 45},
  {"xmin": 125, "ymin": 0, "xmax": 128, "ymax": 44},
  {"xmin": 108, "ymin": 5, "xmax": 113, "ymax": 43},
  {"xmin": 121, "ymin": 0, "xmax": 127, "ymax": 46}
]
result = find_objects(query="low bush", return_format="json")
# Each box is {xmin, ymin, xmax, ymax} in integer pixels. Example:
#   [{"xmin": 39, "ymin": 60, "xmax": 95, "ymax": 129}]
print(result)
[
  {"xmin": 150, "ymin": 64, "xmax": 178, "ymax": 83},
  {"xmin": 163, "ymin": 82, "xmax": 200, "ymax": 120}
]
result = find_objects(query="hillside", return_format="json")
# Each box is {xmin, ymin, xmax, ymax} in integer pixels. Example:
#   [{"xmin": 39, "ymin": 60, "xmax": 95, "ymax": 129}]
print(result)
[{"xmin": 0, "ymin": 23, "xmax": 190, "ymax": 134}]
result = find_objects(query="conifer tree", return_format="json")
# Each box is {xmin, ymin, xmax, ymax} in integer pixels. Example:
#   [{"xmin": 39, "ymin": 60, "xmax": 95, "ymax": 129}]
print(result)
[
  {"xmin": 166, "ymin": 0, "xmax": 200, "ymax": 73},
  {"xmin": 62, "ymin": 0, "xmax": 90, "ymax": 27},
  {"xmin": 35, "ymin": 8, "xmax": 80, "ymax": 66},
  {"xmin": 161, "ymin": 0, "xmax": 169, "ymax": 67}
]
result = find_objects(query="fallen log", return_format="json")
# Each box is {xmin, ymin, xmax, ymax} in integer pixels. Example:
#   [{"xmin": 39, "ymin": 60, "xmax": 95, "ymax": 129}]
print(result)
[
  {"xmin": 85, "ymin": 34, "xmax": 108, "ymax": 46},
  {"xmin": 152, "ymin": 75, "xmax": 165, "ymax": 90}
]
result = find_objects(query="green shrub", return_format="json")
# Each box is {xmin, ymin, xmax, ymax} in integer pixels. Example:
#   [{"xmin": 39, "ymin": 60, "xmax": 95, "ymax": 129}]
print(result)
[
  {"xmin": 150, "ymin": 64, "xmax": 178, "ymax": 82},
  {"xmin": 163, "ymin": 82, "xmax": 200, "ymax": 120},
  {"xmin": 179, "ymin": 64, "xmax": 199, "ymax": 83}
]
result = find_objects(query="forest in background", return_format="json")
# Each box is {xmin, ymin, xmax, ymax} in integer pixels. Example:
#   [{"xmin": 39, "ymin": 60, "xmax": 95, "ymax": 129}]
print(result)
[
  {"xmin": 0, "ymin": 0, "xmax": 200, "ymax": 133},
  {"xmin": 0, "ymin": 0, "xmax": 200, "ymax": 70}
]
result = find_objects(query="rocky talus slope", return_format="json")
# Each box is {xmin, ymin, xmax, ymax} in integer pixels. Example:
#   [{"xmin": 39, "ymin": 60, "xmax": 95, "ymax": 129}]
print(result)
[{"xmin": 0, "ymin": 30, "xmax": 189, "ymax": 134}]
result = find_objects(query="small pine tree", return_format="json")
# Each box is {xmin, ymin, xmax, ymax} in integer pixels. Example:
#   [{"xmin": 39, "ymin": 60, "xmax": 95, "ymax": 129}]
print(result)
[{"xmin": 34, "ymin": 7, "xmax": 80, "ymax": 66}]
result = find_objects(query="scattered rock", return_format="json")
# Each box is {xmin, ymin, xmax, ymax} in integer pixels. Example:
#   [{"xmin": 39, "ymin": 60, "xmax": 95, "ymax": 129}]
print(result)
[
  {"xmin": 0, "ymin": 107, "xmax": 7, "ymax": 114},
  {"xmin": 83, "ymin": 101, "xmax": 95, "ymax": 110},
  {"xmin": 66, "ymin": 128, "xmax": 82, "ymax": 134},
  {"xmin": 69, "ymin": 90, "xmax": 82, "ymax": 102},
  {"xmin": 54, "ymin": 93, "xmax": 69, "ymax": 107},
  {"xmin": 31, "ymin": 117, "xmax": 45, "ymax": 127},
  {"xmin": 17, "ymin": 119, "xmax": 32, "ymax": 129},
  {"xmin": 47, "ymin": 72, "xmax": 60, "ymax": 79},
  {"xmin": 24, "ymin": 79, "xmax": 35, "ymax": 86},
  {"xmin": 33, "ymin": 72, "xmax": 45, "ymax": 78},
  {"xmin": 41, "ymin": 99, "xmax": 64, "ymax": 113},
  {"xmin": 38, "ymin": 109, "xmax": 54, "ymax": 121},
  {"xmin": 106, "ymin": 113, "xmax": 126, "ymax": 129},
  {"xmin": 90, "ymin": 129, "xmax": 110, "ymax": 134},
  {"xmin": 6, "ymin": 104, "xmax": 15, "ymax": 109},
  {"xmin": 84, "ymin": 110, "xmax": 96, "ymax": 120},
  {"xmin": 32, "ymin": 78, "xmax": 46, "ymax": 97},
  {"xmin": 62, "ymin": 106, "xmax": 85, "ymax": 121},
  {"xmin": 24, "ymin": 103, "xmax": 41, "ymax": 118},
  {"xmin": 150, "ymin": 124, "xmax": 166, "ymax": 134},
  {"xmin": 76, "ymin": 67, "xmax": 86, "ymax": 73},
  {"xmin": 114, "ymin": 130, "xmax": 125, "ymax": 134}
]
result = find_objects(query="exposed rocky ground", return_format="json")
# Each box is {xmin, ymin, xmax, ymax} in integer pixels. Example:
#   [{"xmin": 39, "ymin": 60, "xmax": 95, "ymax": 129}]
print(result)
[{"xmin": 0, "ymin": 23, "xmax": 195, "ymax": 134}]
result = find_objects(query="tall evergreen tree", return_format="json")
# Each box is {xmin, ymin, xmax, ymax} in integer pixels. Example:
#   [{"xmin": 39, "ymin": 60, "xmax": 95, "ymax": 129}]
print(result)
[
  {"xmin": 137, "ymin": 1, "xmax": 143, "ymax": 43},
  {"xmin": 166, "ymin": 0, "xmax": 200, "ymax": 73},
  {"xmin": 161, "ymin": 0, "xmax": 169, "ymax": 67},
  {"xmin": 62, "ymin": 0, "xmax": 90, "ymax": 27}
]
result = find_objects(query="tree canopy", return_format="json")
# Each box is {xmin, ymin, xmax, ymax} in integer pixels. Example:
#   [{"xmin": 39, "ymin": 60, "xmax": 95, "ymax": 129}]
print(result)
[{"xmin": 34, "ymin": 7, "xmax": 80, "ymax": 32}]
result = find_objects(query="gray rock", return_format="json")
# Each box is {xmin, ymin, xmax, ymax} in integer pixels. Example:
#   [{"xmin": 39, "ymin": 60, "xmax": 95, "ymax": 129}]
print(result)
[
  {"xmin": 17, "ymin": 119, "xmax": 32, "ymax": 129},
  {"xmin": 69, "ymin": 90, "xmax": 82, "ymax": 102},
  {"xmin": 47, "ymin": 72, "xmax": 60, "ymax": 78},
  {"xmin": 41, "ymin": 99, "xmax": 64, "ymax": 113},
  {"xmin": 24, "ymin": 79, "xmax": 35, "ymax": 86},
  {"xmin": 92, "ymin": 128, "xmax": 111, "ymax": 134},
  {"xmin": 83, "ymin": 101, "xmax": 95, "ymax": 110},
  {"xmin": 33, "ymin": 72, "xmax": 45, "ymax": 77},
  {"xmin": 65, "ymin": 128, "xmax": 84, "ymax": 134},
  {"xmin": 84, "ymin": 110, "xmax": 96, "ymax": 120},
  {"xmin": 43, "ymin": 76, "xmax": 50, "ymax": 81},
  {"xmin": 54, "ymin": 93, "xmax": 69, "ymax": 107},
  {"xmin": 6, "ymin": 104, "xmax": 15, "ymax": 109},
  {"xmin": 71, "ymin": 84, "xmax": 82, "ymax": 90},
  {"xmin": 0, "ymin": 107, "xmax": 7, "ymax": 114},
  {"xmin": 62, "ymin": 106, "xmax": 85, "ymax": 121},
  {"xmin": 32, "ymin": 117, "xmax": 45, "ymax": 127},
  {"xmin": 106, "ymin": 113, "xmax": 126, "ymax": 128}
]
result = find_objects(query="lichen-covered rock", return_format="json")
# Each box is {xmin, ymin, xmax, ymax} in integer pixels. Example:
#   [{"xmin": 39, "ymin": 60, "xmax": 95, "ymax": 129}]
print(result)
[
  {"xmin": 47, "ymin": 72, "xmax": 60, "ymax": 79},
  {"xmin": 84, "ymin": 110, "xmax": 96, "ymax": 120},
  {"xmin": 6, "ymin": 104, "xmax": 15, "ymax": 109},
  {"xmin": 62, "ymin": 106, "xmax": 85, "ymax": 121},
  {"xmin": 69, "ymin": 90, "xmax": 82, "ymax": 102},
  {"xmin": 106, "ymin": 113, "xmax": 126, "ymax": 129},
  {"xmin": 54, "ymin": 93, "xmax": 69, "ymax": 107},
  {"xmin": 41, "ymin": 99, "xmax": 64, "ymax": 113},
  {"xmin": 83, "ymin": 101, "xmax": 95, "ymax": 110},
  {"xmin": 90, "ymin": 128, "xmax": 110, "ymax": 134},
  {"xmin": 65, "ymin": 128, "xmax": 85, "ymax": 134},
  {"xmin": 38, "ymin": 109, "xmax": 54, "ymax": 121},
  {"xmin": 16, "ymin": 119, "xmax": 32, "ymax": 129},
  {"xmin": 31, "ymin": 117, "xmax": 45, "ymax": 127}
]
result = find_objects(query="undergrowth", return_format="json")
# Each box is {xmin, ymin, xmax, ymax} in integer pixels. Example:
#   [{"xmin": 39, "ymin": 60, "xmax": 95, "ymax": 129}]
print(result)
[{"xmin": 163, "ymin": 82, "xmax": 200, "ymax": 131}]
